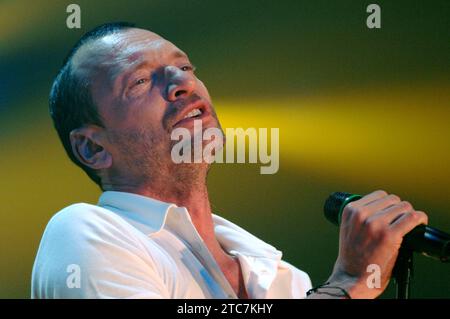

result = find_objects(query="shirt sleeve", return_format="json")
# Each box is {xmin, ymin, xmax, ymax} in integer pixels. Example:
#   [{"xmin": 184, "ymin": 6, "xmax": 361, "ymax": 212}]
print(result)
[{"xmin": 31, "ymin": 203, "xmax": 171, "ymax": 299}]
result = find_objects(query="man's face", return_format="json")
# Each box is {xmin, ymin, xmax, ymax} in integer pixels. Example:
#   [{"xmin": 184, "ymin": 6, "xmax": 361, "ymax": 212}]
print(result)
[{"xmin": 88, "ymin": 28, "xmax": 222, "ymax": 184}]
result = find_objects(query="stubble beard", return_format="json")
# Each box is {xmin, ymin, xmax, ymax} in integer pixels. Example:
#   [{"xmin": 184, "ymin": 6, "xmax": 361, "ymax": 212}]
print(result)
[{"xmin": 108, "ymin": 126, "xmax": 210, "ymax": 198}]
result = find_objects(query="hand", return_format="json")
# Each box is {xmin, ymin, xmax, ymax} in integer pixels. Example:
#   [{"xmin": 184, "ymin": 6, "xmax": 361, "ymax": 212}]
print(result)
[{"xmin": 327, "ymin": 190, "xmax": 428, "ymax": 299}]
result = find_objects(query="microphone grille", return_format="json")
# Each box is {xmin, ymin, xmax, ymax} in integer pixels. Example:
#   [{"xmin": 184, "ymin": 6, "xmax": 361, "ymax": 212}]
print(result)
[{"xmin": 324, "ymin": 192, "xmax": 354, "ymax": 225}]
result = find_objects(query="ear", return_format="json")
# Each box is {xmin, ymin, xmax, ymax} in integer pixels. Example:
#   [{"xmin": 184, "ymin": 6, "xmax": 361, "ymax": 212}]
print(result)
[{"xmin": 69, "ymin": 126, "xmax": 112, "ymax": 170}]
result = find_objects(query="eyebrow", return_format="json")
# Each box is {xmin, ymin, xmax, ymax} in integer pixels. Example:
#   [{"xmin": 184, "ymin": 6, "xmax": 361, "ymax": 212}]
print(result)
[
  {"xmin": 126, "ymin": 61, "xmax": 152, "ymax": 77},
  {"xmin": 171, "ymin": 50, "xmax": 188, "ymax": 59},
  {"xmin": 124, "ymin": 49, "xmax": 189, "ymax": 77},
  {"xmin": 116, "ymin": 49, "xmax": 190, "ymax": 95}
]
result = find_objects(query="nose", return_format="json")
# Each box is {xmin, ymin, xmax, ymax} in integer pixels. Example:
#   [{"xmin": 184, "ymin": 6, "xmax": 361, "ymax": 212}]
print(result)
[{"xmin": 165, "ymin": 66, "xmax": 196, "ymax": 101}]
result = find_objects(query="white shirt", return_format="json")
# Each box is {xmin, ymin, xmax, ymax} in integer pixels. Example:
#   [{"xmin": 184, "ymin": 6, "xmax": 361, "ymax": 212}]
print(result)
[{"xmin": 32, "ymin": 191, "xmax": 311, "ymax": 299}]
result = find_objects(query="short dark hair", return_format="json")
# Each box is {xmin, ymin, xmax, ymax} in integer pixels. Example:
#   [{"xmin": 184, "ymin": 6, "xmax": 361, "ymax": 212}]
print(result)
[{"xmin": 49, "ymin": 22, "xmax": 136, "ymax": 188}]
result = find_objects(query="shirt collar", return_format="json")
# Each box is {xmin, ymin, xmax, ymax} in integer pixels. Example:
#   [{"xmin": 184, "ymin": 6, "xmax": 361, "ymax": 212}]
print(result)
[
  {"xmin": 98, "ymin": 191, "xmax": 282, "ymax": 260},
  {"xmin": 213, "ymin": 215, "xmax": 282, "ymax": 260},
  {"xmin": 98, "ymin": 191, "xmax": 176, "ymax": 235}
]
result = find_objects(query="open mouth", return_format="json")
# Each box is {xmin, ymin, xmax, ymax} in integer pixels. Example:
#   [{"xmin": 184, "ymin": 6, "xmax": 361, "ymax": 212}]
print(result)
[
  {"xmin": 173, "ymin": 102, "xmax": 209, "ymax": 128},
  {"xmin": 183, "ymin": 108, "xmax": 203, "ymax": 120}
]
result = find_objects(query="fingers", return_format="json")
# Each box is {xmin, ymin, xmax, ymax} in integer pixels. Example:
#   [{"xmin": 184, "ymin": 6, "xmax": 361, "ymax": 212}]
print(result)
[
  {"xmin": 353, "ymin": 190, "xmax": 389, "ymax": 206},
  {"xmin": 341, "ymin": 190, "xmax": 427, "ymax": 235},
  {"xmin": 367, "ymin": 201, "xmax": 413, "ymax": 226},
  {"xmin": 342, "ymin": 190, "xmax": 399, "ymax": 224},
  {"xmin": 363, "ymin": 193, "xmax": 401, "ymax": 212},
  {"xmin": 390, "ymin": 210, "xmax": 428, "ymax": 237}
]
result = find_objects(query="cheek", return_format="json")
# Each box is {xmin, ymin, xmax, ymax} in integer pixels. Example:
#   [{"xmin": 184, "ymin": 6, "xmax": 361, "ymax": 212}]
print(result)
[
  {"xmin": 118, "ymin": 92, "xmax": 167, "ymax": 130},
  {"xmin": 196, "ymin": 79, "xmax": 211, "ymax": 100}
]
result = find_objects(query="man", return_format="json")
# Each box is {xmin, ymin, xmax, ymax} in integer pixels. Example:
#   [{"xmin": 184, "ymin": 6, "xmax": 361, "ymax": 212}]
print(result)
[{"xmin": 32, "ymin": 22, "xmax": 428, "ymax": 299}]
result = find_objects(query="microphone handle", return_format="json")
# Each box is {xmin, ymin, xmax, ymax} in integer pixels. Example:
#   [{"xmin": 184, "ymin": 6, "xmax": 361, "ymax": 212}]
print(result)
[{"xmin": 403, "ymin": 225, "xmax": 450, "ymax": 262}]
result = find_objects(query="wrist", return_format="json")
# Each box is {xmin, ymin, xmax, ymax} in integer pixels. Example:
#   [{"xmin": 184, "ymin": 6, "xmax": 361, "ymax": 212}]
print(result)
[{"xmin": 327, "ymin": 271, "xmax": 381, "ymax": 299}]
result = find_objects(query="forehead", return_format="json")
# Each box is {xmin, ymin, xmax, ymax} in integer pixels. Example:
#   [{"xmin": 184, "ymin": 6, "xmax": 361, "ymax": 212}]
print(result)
[
  {"xmin": 102, "ymin": 29, "xmax": 187, "ymax": 77},
  {"xmin": 108, "ymin": 29, "xmax": 183, "ymax": 58},
  {"xmin": 72, "ymin": 28, "xmax": 187, "ymax": 82}
]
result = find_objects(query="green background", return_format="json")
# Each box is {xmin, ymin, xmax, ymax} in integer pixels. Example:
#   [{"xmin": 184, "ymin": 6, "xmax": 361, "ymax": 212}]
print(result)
[{"xmin": 1, "ymin": 0, "xmax": 449, "ymax": 298}]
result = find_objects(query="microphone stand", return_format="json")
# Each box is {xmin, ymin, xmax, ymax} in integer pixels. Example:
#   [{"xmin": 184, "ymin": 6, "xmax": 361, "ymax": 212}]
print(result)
[{"xmin": 393, "ymin": 247, "xmax": 414, "ymax": 299}]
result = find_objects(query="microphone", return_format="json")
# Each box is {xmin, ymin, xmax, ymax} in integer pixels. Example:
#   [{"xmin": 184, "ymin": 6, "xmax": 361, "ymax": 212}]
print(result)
[{"xmin": 324, "ymin": 192, "xmax": 450, "ymax": 263}]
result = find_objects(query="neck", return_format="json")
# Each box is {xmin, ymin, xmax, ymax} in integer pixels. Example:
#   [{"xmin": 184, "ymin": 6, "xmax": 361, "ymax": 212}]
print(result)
[{"xmin": 103, "ymin": 165, "xmax": 231, "ymax": 262}]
